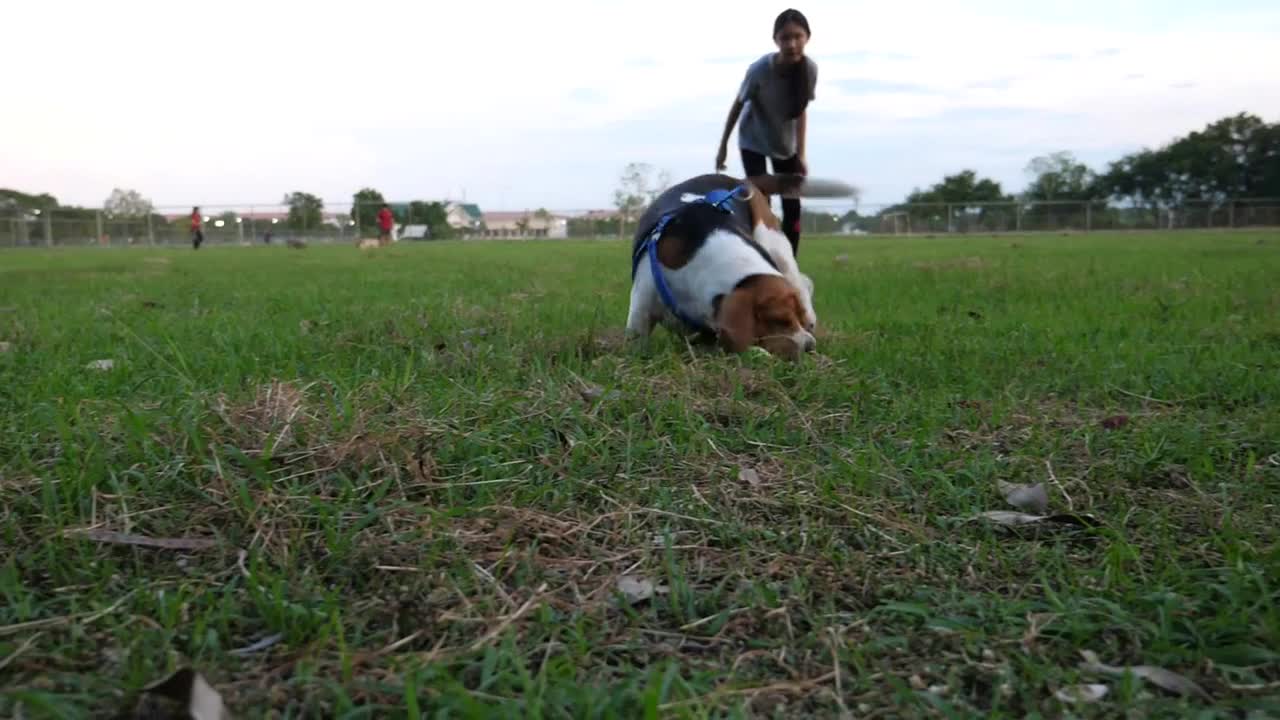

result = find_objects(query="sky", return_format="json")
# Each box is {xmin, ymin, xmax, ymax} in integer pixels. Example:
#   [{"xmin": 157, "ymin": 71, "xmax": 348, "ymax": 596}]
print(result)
[{"xmin": 2, "ymin": 0, "xmax": 1278, "ymax": 212}]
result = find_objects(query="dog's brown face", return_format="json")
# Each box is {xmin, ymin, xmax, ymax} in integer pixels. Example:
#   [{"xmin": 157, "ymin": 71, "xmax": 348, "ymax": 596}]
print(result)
[{"xmin": 715, "ymin": 275, "xmax": 817, "ymax": 360}]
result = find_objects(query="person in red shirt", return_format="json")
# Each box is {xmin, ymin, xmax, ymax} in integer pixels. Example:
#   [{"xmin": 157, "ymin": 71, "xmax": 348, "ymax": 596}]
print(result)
[
  {"xmin": 190, "ymin": 206, "xmax": 204, "ymax": 250},
  {"xmin": 377, "ymin": 203, "xmax": 394, "ymax": 246}
]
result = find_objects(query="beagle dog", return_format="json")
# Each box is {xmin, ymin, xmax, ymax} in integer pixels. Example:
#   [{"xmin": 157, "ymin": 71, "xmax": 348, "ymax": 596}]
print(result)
[{"xmin": 625, "ymin": 173, "xmax": 817, "ymax": 360}]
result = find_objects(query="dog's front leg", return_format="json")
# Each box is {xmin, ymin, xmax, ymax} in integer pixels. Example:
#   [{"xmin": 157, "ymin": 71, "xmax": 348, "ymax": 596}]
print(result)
[{"xmin": 625, "ymin": 269, "xmax": 662, "ymax": 339}]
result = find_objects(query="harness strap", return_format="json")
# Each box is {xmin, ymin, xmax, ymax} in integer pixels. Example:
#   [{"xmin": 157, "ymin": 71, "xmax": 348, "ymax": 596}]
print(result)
[{"xmin": 632, "ymin": 185, "xmax": 750, "ymax": 333}]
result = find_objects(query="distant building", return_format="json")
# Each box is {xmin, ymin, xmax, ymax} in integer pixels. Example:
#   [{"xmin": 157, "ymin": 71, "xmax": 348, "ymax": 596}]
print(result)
[
  {"xmin": 400, "ymin": 224, "xmax": 431, "ymax": 240},
  {"xmin": 576, "ymin": 209, "xmax": 621, "ymax": 222},
  {"xmin": 446, "ymin": 203, "xmax": 484, "ymax": 233},
  {"xmin": 479, "ymin": 211, "xmax": 568, "ymax": 238}
]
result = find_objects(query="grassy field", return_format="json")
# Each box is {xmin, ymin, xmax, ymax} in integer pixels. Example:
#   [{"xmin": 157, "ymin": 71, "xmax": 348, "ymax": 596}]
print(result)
[{"xmin": 1, "ymin": 231, "xmax": 1279, "ymax": 718}]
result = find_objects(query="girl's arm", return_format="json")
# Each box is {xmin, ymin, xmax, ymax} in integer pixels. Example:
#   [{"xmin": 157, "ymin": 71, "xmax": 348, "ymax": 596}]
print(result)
[{"xmin": 716, "ymin": 98, "xmax": 745, "ymax": 170}]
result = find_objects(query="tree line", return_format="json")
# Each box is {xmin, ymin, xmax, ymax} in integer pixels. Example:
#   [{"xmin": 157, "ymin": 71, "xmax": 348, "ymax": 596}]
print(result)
[
  {"xmin": 5, "ymin": 111, "xmax": 1275, "ymax": 241},
  {"xmin": 0, "ymin": 188, "xmax": 463, "ymax": 241},
  {"xmin": 610, "ymin": 112, "xmax": 1277, "ymax": 232},
  {"xmin": 876, "ymin": 112, "xmax": 1278, "ymax": 224}
]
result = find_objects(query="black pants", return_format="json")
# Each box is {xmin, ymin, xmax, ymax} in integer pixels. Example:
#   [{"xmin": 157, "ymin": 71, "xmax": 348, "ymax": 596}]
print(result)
[
  {"xmin": 191, "ymin": 228, "xmax": 204, "ymax": 249},
  {"xmin": 741, "ymin": 148, "xmax": 801, "ymax": 256}
]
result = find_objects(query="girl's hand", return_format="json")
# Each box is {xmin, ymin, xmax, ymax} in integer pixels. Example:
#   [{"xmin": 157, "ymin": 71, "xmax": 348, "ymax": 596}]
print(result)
[
  {"xmin": 716, "ymin": 145, "xmax": 728, "ymax": 172},
  {"xmin": 796, "ymin": 155, "xmax": 808, "ymax": 176}
]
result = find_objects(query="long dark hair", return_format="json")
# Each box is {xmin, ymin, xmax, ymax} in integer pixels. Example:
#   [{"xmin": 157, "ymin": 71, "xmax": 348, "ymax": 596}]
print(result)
[{"xmin": 773, "ymin": 9, "xmax": 812, "ymax": 120}]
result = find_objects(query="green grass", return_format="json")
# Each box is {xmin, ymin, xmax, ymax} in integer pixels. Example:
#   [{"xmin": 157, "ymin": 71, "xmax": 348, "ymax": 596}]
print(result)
[{"xmin": 2, "ymin": 231, "xmax": 1279, "ymax": 718}]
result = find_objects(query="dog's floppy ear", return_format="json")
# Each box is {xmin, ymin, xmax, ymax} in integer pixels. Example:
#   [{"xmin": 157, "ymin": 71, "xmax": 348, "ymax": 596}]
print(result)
[{"xmin": 715, "ymin": 287, "xmax": 756, "ymax": 353}]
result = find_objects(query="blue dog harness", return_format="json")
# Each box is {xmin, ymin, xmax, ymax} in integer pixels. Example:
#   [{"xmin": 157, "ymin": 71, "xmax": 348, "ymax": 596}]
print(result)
[{"xmin": 631, "ymin": 185, "xmax": 751, "ymax": 333}]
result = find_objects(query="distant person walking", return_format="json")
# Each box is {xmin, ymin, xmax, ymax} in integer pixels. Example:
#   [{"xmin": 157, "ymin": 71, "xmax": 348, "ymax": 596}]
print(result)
[
  {"xmin": 715, "ymin": 8, "xmax": 817, "ymax": 257},
  {"xmin": 377, "ymin": 203, "xmax": 394, "ymax": 246},
  {"xmin": 190, "ymin": 206, "xmax": 204, "ymax": 250}
]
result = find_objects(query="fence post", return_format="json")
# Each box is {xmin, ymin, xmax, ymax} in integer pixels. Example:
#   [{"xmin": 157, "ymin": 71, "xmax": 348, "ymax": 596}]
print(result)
[
  {"xmin": 95, "ymin": 211, "xmax": 104, "ymax": 246},
  {"xmin": 1016, "ymin": 203, "xmax": 1022, "ymax": 233},
  {"xmin": 43, "ymin": 211, "xmax": 53, "ymax": 247},
  {"xmin": 946, "ymin": 204, "xmax": 954, "ymax": 233},
  {"xmin": 1085, "ymin": 202, "xmax": 1092, "ymax": 232},
  {"xmin": 1228, "ymin": 200, "xmax": 1235, "ymax": 229},
  {"xmin": 146, "ymin": 213, "xmax": 154, "ymax": 245}
]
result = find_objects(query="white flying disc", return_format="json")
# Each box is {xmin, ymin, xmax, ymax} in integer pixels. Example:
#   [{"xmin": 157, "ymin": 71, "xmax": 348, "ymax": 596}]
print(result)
[{"xmin": 795, "ymin": 177, "xmax": 859, "ymax": 198}]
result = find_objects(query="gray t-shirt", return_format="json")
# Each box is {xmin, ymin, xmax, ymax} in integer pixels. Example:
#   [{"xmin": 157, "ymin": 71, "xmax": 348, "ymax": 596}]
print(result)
[{"xmin": 737, "ymin": 53, "xmax": 818, "ymax": 160}]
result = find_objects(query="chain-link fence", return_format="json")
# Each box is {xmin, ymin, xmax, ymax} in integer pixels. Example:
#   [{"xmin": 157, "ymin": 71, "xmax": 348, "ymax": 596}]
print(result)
[
  {"xmin": 0, "ymin": 203, "xmax": 365, "ymax": 248},
  {"xmin": 3, "ymin": 198, "xmax": 1278, "ymax": 248},
  {"xmin": 843, "ymin": 198, "xmax": 1280, "ymax": 235}
]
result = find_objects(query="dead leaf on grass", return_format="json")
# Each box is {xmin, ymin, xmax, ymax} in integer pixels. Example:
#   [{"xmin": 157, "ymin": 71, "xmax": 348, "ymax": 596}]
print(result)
[
  {"xmin": 229, "ymin": 633, "xmax": 284, "ymax": 656},
  {"xmin": 834, "ymin": 254, "xmax": 850, "ymax": 265},
  {"xmin": 976, "ymin": 511, "xmax": 1099, "ymax": 528},
  {"xmin": 141, "ymin": 667, "xmax": 231, "ymax": 720},
  {"xmin": 0, "ymin": 341, "xmax": 10, "ymax": 354},
  {"xmin": 738, "ymin": 468, "xmax": 762, "ymax": 487},
  {"xmin": 579, "ymin": 383, "xmax": 605, "ymax": 403},
  {"xmin": 1101, "ymin": 415, "xmax": 1130, "ymax": 430},
  {"xmin": 649, "ymin": 532, "xmax": 691, "ymax": 547},
  {"xmin": 1055, "ymin": 683, "xmax": 1109, "ymax": 704},
  {"xmin": 997, "ymin": 481, "xmax": 1049, "ymax": 514},
  {"xmin": 1022, "ymin": 612, "xmax": 1057, "ymax": 652},
  {"xmin": 65, "ymin": 529, "xmax": 217, "ymax": 551},
  {"xmin": 617, "ymin": 575, "xmax": 668, "ymax": 604},
  {"xmin": 85, "ymin": 359, "xmax": 115, "ymax": 371},
  {"xmin": 1079, "ymin": 650, "xmax": 1210, "ymax": 700},
  {"xmin": 550, "ymin": 427, "xmax": 576, "ymax": 451},
  {"xmin": 584, "ymin": 328, "xmax": 627, "ymax": 355}
]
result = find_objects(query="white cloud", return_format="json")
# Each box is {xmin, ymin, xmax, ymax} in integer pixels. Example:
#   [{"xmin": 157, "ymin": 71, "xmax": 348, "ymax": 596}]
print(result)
[{"xmin": 1, "ymin": 0, "xmax": 1277, "ymax": 209}]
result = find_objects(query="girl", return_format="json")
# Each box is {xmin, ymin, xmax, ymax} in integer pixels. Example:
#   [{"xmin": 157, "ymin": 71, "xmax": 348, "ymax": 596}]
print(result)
[{"xmin": 715, "ymin": 8, "xmax": 816, "ymax": 256}]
